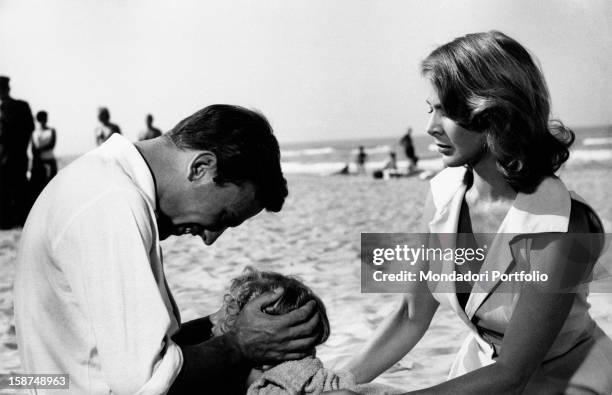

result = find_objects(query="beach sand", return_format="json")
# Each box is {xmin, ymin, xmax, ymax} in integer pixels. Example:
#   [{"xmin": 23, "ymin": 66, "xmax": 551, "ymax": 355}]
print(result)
[{"xmin": 1, "ymin": 165, "xmax": 611, "ymax": 393}]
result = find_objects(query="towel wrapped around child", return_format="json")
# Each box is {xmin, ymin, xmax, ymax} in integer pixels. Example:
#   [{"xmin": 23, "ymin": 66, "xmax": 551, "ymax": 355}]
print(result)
[{"xmin": 247, "ymin": 356, "xmax": 403, "ymax": 395}]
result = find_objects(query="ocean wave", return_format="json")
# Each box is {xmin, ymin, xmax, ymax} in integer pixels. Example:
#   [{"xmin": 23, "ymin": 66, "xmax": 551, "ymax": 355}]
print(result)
[
  {"xmin": 349, "ymin": 145, "xmax": 393, "ymax": 155},
  {"xmin": 583, "ymin": 137, "xmax": 612, "ymax": 147},
  {"xmin": 281, "ymin": 147, "xmax": 335, "ymax": 157},
  {"xmin": 280, "ymin": 149, "xmax": 611, "ymax": 175},
  {"xmin": 281, "ymin": 158, "xmax": 444, "ymax": 175},
  {"xmin": 569, "ymin": 149, "xmax": 612, "ymax": 162}
]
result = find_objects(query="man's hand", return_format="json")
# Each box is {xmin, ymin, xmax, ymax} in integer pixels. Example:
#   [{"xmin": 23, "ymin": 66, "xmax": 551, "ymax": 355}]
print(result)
[{"xmin": 228, "ymin": 290, "xmax": 321, "ymax": 364}]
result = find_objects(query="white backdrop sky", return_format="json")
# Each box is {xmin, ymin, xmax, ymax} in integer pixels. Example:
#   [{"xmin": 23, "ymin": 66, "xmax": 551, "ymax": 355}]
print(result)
[{"xmin": 1, "ymin": 0, "xmax": 610, "ymax": 155}]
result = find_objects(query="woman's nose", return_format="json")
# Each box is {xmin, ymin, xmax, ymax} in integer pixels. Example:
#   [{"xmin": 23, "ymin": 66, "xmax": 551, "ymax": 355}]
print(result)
[{"xmin": 426, "ymin": 112, "xmax": 443, "ymax": 137}]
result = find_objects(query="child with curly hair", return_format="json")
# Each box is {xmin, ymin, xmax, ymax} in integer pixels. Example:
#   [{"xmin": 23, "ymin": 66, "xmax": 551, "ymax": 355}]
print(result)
[{"xmin": 210, "ymin": 267, "xmax": 401, "ymax": 395}]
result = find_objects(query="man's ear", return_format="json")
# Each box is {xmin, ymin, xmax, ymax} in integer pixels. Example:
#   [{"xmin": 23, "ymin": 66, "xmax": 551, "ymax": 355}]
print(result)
[{"xmin": 188, "ymin": 151, "xmax": 217, "ymax": 182}]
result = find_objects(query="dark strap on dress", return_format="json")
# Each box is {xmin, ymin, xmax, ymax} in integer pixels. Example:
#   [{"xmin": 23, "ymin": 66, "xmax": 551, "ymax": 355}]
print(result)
[{"xmin": 456, "ymin": 197, "xmax": 480, "ymax": 311}]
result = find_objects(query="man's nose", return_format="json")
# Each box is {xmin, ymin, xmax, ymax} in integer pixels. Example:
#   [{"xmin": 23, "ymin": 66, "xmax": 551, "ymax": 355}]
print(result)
[{"xmin": 201, "ymin": 228, "xmax": 227, "ymax": 245}]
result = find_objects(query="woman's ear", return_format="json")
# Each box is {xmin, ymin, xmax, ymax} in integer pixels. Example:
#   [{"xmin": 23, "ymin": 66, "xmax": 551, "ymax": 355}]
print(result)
[{"xmin": 188, "ymin": 151, "xmax": 217, "ymax": 181}]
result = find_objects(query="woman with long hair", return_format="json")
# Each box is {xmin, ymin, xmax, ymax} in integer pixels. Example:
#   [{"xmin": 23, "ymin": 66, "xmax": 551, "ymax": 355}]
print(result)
[{"xmin": 343, "ymin": 31, "xmax": 612, "ymax": 394}]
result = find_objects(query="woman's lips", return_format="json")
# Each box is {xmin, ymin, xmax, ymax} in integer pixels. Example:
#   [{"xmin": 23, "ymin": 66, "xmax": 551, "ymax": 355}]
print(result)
[{"xmin": 435, "ymin": 142, "xmax": 453, "ymax": 154}]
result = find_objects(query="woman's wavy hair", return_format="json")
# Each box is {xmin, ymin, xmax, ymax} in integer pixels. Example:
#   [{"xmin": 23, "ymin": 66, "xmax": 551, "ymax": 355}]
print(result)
[
  {"xmin": 421, "ymin": 31, "xmax": 574, "ymax": 193},
  {"xmin": 218, "ymin": 266, "xmax": 330, "ymax": 345}
]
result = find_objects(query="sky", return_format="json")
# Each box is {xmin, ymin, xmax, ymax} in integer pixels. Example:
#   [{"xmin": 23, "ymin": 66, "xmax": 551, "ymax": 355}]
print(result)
[{"xmin": 1, "ymin": 0, "xmax": 611, "ymax": 155}]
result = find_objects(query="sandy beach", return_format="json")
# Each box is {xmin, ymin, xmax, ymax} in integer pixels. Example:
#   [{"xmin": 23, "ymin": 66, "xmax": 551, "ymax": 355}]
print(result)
[{"xmin": 1, "ymin": 164, "xmax": 611, "ymax": 393}]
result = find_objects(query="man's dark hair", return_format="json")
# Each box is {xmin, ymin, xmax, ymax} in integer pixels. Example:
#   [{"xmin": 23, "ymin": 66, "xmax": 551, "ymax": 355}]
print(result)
[{"xmin": 166, "ymin": 104, "xmax": 288, "ymax": 212}]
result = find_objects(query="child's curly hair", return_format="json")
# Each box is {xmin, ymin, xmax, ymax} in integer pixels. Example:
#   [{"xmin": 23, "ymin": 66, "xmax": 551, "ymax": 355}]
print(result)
[{"xmin": 217, "ymin": 266, "xmax": 331, "ymax": 345}]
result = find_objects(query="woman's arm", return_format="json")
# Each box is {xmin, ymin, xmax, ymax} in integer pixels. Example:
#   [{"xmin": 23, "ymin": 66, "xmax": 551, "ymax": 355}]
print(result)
[
  {"xmin": 345, "ymin": 188, "xmax": 440, "ymax": 383},
  {"xmin": 345, "ymin": 288, "xmax": 439, "ymax": 384},
  {"xmin": 404, "ymin": 230, "xmax": 592, "ymax": 395},
  {"xmin": 407, "ymin": 290, "xmax": 576, "ymax": 394}
]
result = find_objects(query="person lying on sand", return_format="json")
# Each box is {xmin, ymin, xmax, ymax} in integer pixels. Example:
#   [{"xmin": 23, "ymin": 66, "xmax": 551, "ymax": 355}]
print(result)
[{"xmin": 211, "ymin": 266, "xmax": 403, "ymax": 395}]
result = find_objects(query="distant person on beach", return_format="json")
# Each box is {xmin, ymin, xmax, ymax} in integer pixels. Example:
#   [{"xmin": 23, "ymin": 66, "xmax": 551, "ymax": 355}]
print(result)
[
  {"xmin": 372, "ymin": 152, "xmax": 399, "ymax": 179},
  {"xmin": 29, "ymin": 110, "xmax": 57, "ymax": 203},
  {"xmin": 211, "ymin": 266, "xmax": 401, "ymax": 395},
  {"xmin": 355, "ymin": 145, "xmax": 367, "ymax": 174},
  {"xmin": 342, "ymin": 31, "xmax": 612, "ymax": 394},
  {"xmin": 334, "ymin": 163, "xmax": 351, "ymax": 175},
  {"xmin": 383, "ymin": 152, "xmax": 397, "ymax": 171},
  {"xmin": 94, "ymin": 106, "xmax": 121, "ymax": 146},
  {"xmin": 0, "ymin": 75, "xmax": 34, "ymax": 229},
  {"xmin": 138, "ymin": 113, "xmax": 163, "ymax": 141},
  {"xmin": 399, "ymin": 127, "xmax": 418, "ymax": 172},
  {"xmin": 15, "ymin": 105, "xmax": 321, "ymax": 394}
]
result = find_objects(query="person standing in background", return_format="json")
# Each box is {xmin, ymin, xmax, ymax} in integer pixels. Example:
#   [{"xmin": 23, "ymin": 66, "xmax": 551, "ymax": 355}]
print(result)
[
  {"xmin": 138, "ymin": 113, "xmax": 163, "ymax": 141},
  {"xmin": 0, "ymin": 75, "xmax": 34, "ymax": 229},
  {"xmin": 94, "ymin": 107, "xmax": 121, "ymax": 146},
  {"xmin": 355, "ymin": 145, "xmax": 367, "ymax": 174},
  {"xmin": 400, "ymin": 127, "xmax": 419, "ymax": 172},
  {"xmin": 29, "ymin": 110, "xmax": 57, "ymax": 204}
]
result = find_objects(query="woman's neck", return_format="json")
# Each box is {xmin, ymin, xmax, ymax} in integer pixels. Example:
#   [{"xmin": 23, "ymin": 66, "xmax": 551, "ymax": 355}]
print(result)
[{"xmin": 468, "ymin": 154, "xmax": 517, "ymax": 203}]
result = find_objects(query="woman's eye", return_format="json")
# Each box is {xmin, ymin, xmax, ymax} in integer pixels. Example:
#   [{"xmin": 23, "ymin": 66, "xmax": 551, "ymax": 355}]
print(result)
[{"xmin": 427, "ymin": 107, "xmax": 433, "ymax": 114}]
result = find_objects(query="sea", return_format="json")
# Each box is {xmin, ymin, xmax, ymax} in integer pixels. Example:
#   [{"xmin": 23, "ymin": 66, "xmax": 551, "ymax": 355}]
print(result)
[
  {"xmin": 57, "ymin": 125, "xmax": 612, "ymax": 175},
  {"xmin": 278, "ymin": 125, "xmax": 612, "ymax": 175}
]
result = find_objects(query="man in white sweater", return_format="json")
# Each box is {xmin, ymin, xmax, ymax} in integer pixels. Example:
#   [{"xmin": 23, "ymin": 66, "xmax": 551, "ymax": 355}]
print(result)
[{"xmin": 14, "ymin": 105, "xmax": 320, "ymax": 394}]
